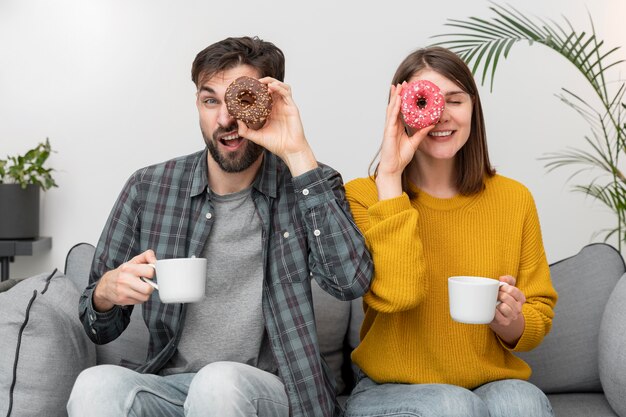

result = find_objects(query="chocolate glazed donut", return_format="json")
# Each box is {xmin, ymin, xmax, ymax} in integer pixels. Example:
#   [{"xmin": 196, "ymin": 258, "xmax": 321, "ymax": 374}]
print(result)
[{"xmin": 225, "ymin": 76, "xmax": 273, "ymax": 129}]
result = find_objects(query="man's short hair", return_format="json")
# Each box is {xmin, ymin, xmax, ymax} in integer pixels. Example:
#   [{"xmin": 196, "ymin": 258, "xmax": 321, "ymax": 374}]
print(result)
[{"xmin": 191, "ymin": 36, "xmax": 285, "ymax": 87}]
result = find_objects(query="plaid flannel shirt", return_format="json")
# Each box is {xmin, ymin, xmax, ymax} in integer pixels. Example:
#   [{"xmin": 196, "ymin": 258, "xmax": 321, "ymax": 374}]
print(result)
[{"xmin": 78, "ymin": 148, "xmax": 373, "ymax": 417}]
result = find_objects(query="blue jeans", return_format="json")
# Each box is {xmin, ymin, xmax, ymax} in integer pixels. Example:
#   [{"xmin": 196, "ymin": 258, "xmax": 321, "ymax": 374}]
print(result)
[
  {"xmin": 67, "ymin": 361, "xmax": 289, "ymax": 417},
  {"xmin": 344, "ymin": 375, "xmax": 554, "ymax": 417}
]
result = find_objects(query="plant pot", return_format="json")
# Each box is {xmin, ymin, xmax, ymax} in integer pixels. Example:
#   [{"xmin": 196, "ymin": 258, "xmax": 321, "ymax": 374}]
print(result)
[{"xmin": 0, "ymin": 184, "xmax": 40, "ymax": 239}]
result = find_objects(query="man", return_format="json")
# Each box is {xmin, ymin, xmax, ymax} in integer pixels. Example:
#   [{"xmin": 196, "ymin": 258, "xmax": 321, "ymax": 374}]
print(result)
[{"xmin": 67, "ymin": 36, "xmax": 373, "ymax": 417}]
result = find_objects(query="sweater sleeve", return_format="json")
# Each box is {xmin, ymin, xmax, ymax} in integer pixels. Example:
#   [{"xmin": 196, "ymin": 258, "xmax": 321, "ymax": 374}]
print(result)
[
  {"xmin": 346, "ymin": 178, "xmax": 428, "ymax": 313},
  {"xmin": 507, "ymin": 193, "xmax": 558, "ymax": 352}
]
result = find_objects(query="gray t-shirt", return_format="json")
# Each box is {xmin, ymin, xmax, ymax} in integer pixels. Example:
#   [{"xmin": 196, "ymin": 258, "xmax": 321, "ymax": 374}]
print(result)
[{"xmin": 161, "ymin": 187, "xmax": 276, "ymax": 375}]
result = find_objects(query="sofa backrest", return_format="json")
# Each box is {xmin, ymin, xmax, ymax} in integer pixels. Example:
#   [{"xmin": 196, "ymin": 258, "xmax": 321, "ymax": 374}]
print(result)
[
  {"xmin": 65, "ymin": 243, "xmax": 149, "ymax": 368},
  {"xmin": 0, "ymin": 270, "xmax": 96, "ymax": 417},
  {"xmin": 517, "ymin": 243, "xmax": 625, "ymax": 393}
]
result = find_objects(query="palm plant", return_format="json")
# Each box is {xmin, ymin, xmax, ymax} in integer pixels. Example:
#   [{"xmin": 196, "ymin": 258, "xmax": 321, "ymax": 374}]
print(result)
[{"xmin": 433, "ymin": 2, "xmax": 626, "ymax": 250}]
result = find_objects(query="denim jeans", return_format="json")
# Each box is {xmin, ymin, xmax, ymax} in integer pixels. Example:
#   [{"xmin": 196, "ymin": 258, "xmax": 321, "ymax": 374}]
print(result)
[
  {"xmin": 344, "ymin": 375, "xmax": 554, "ymax": 417},
  {"xmin": 67, "ymin": 361, "xmax": 289, "ymax": 417}
]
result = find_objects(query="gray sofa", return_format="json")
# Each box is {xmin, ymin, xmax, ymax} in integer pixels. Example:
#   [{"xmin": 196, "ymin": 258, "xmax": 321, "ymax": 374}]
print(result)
[{"xmin": 1, "ymin": 242, "xmax": 626, "ymax": 416}]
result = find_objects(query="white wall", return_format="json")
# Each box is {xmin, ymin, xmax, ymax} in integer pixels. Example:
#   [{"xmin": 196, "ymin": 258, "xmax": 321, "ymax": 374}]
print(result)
[{"xmin": 2, "ymin": 0, "xmax": 625, "ymax": 278}]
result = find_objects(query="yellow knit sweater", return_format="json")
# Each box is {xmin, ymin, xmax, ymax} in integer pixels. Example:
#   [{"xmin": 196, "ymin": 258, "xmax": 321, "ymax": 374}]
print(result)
[{"xmin": 346, "ymin": 174, "xmax": 558, "ymax": 389}]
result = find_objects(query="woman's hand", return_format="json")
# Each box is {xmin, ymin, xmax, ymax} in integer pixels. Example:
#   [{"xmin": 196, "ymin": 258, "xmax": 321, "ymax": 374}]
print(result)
[
  {"xmin": 237, "ymin": 77, "xmax": 317, "ymax": 177},
  {"xmin": 376, "ymin": 83, "xmax": 434, "ymax": 200},
  {"xmin": 489, "ymin": 275, "xmax": 526, "ymax": 346}
]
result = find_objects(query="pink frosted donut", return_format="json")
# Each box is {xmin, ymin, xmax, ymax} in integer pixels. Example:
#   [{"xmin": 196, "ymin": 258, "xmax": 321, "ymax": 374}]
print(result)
[{"xmin": 400, "ymin": 80, "xmax": 445, "ymax": 129}]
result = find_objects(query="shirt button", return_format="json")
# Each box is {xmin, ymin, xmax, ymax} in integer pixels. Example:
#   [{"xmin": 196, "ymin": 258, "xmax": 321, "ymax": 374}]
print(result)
[
  {"xmin": 89, "ymin": 314, "xmax": 95, "ymax": 321},
  {"xmin": 205, "ymin": 212, "xmax": 212, "ymax": 219},
  {"xmin": 313, "ymin": 229, "xmax": 321, "ymax": 236},
  {"xmin": 302, "ymin": 189, "xmax": 309, "ymax": 196},
  {"xmin": 283, "ymin": 231, "xmax": 290, "ymax": 238},
  {"xmin": 91, "ymin": 328, "xmax": 97, "ymax": 335}
]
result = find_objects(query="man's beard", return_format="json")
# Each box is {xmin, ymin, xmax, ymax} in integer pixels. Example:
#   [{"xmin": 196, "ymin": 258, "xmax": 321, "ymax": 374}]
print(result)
[{"xmin": 203, "ymin": 124, "xmax": 263, "ymax": 173}]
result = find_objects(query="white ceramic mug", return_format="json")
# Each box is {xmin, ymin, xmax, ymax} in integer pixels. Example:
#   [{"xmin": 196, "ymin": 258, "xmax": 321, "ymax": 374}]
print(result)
[
  {"xmin": 448, "ymin": 276, "xmax": 506, "ymax": 324},
  {"xmin": 141, "ymin": 257, "xmax": 207, "ymax": 303}
]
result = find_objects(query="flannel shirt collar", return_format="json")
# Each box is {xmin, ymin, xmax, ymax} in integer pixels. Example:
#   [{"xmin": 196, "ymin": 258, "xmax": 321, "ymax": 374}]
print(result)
[
  {"xmin": 252, "ymin": 151, "xmax": 278, "ymax": 199},
  {"xmin": 190, "ymin": 148, "xmax": 210, "ymax": 197},
  {"xmin": 191, "ymin": 148, "xmax": 279, "ymax": 199}
]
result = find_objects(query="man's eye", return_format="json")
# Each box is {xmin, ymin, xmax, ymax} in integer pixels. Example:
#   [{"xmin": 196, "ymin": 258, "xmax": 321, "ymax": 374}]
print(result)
[{"xmin": 203, "ymin": 98, "xmax": 218, "ymax": 105}]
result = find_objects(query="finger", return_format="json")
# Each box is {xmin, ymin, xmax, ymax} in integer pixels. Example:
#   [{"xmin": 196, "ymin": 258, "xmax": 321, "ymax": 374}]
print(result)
[
  {"xmin": 386, "ymin": 84, "xmax": 397, "ymax": 107},
  {"xmin": 496, "ymin": 301, "xmax": 515, "ymax": 319},
  {"xmin": 258, "ymin": 76, "xmax": 278, "ymax": 85},
  {"xmin": 493, "ymin": 308, "xmax": 507, "ymax": 324},
  {"xmin": 107, "ymin": 273, "xmax": 152, "ymax": 305},
  {"xmin": 498, "ymin": 275, "xmax": 516, "ymax": 286},
  {"xmin": 119, "ymin": 262, "xmax": 155, "ymax": 280},
  {"xmin": 256, "ymin": 77, "xmax": 295, "ymax": 109},
  {"xmin": 128, "ymin": 276, "xmax": 155, "ymax": 296},
  {"xmin": 128, "ymin": 249, "xmax": 157, "ymax": 265},
  {"xmin": 499, "ymin": 283, "xmax": 526, "ymax": 304},
  {"xmin": 408, "ymin": 123, "xmax": 436, "ymax": 138},
  {"xmin": 390, "ymin": 92, "xmax": 402, "ymax": 123},
  {"xmin": 498, "ymin": 292, "xmax": 523, "ymax": 314},
  {"xmin": 383, "ymin": 95, "xmax": 403, "ymax": 141},
  {"xmin": 236, "ymin": 119, "xmax": 251, "ymax": 138},
  {"xmin": 385, "ymin": 86, "xmax": 399, "ymax": 122},
  {"xmin": 266, "ymin": 80, "xmax": 294, "ymax": 105},
  {"xmin": 406, "ymin": 125, "xmax": 436, "ymax": 150},
  {"xmin": 236, "ymin": 120, "xmax": 264, "ymax": 145},
  {"xmin": 387, "ymin": 88, "xmax": 403, "ymax": 123},
  {"xmin": 395, "ymin": 83, "xmax": 403, "ymax": 99}
]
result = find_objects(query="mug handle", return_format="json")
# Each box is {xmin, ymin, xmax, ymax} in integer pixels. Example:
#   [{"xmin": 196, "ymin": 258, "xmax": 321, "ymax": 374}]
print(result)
[
  {"xmin": 495, "ymin": 281, "xmax": 507, "ymax": 306},
  {"xmin": 140, "ymin": 264, "xmax": 159, "ymax": 290}
]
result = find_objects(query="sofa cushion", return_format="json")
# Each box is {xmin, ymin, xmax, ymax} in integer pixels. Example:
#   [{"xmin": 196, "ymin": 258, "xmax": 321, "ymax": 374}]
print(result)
[
  {"xmin": 0, "ymin": 270, "xmax": 97, "ymax": 417},
  {"xmin": 312, "ymin": 279, "xmax": 351, "ymax": 394},
  {"xmin": 548, "ymin": 393, "xmax": 618, "ymax": 417},
  {"xmin": 65, "ymin": 242, "xmax": 149, "ymax": 368},
  {"xmin": 599, "ymin": 272, "xmax": 626, "ymax": 416},
  {"xmin": 348, "ymin": 298, "xmax": 364, "ymax": 352},
  {"xmin": 517, "ymin": 243, "xmax": 625, "ymax": 394}
]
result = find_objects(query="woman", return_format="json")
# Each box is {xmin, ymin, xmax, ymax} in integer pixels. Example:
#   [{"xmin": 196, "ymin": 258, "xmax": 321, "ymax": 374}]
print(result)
[{"xmin": 344, "ymin": 47, "xmax": 558, "ymax": 417}]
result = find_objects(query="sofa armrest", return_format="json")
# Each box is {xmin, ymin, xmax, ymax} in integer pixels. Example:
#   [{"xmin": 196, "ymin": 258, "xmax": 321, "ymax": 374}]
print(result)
[
  {"xmin": 599, "ymin": 272, "xmax": 626, "ymax": 417},
  {"xmin": 0, "ymin": 271, "xmax": 97, "ymax": 416}
]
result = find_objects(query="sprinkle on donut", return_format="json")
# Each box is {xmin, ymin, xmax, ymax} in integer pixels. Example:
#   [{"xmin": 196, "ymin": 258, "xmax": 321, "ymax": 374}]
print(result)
[
  {"xmin": 400, "ymin": 80, "xmax": 445, "ymax": 129},
  {"xmin": 225, "ymin": 76, "xmax": 273, "ymax": 130}
]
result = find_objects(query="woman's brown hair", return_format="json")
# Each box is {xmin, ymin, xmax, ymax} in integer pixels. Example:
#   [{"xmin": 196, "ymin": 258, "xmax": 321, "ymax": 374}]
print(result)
[{"xmin": 372, "ymin": 46, "xmax": 495, "ymax": 197}]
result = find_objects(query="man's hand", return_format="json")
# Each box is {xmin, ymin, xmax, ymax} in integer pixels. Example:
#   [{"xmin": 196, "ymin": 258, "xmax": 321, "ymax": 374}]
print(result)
[
  {"xmin": 92, "ymin": 250, "xmax": 157, "ymax": 312},
  {"xmin": 237, "ymin": 77, "xmax": 318, "ymax": 177}
]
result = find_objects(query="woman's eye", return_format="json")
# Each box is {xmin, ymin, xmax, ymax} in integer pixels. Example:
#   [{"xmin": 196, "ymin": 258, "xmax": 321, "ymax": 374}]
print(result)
[{"xmin": 447, "ymin": 100, "xmax": 461, "ymax": 105}]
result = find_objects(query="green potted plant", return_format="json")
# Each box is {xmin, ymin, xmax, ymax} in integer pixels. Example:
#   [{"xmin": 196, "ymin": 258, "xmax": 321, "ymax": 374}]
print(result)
[
  {"xmin": 434, "ymin": 3, "xmax": 626, "ymax": 250},
  {"xmin": 0, "ymin": 138, "xmax": 58, "ymax": 239}
]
